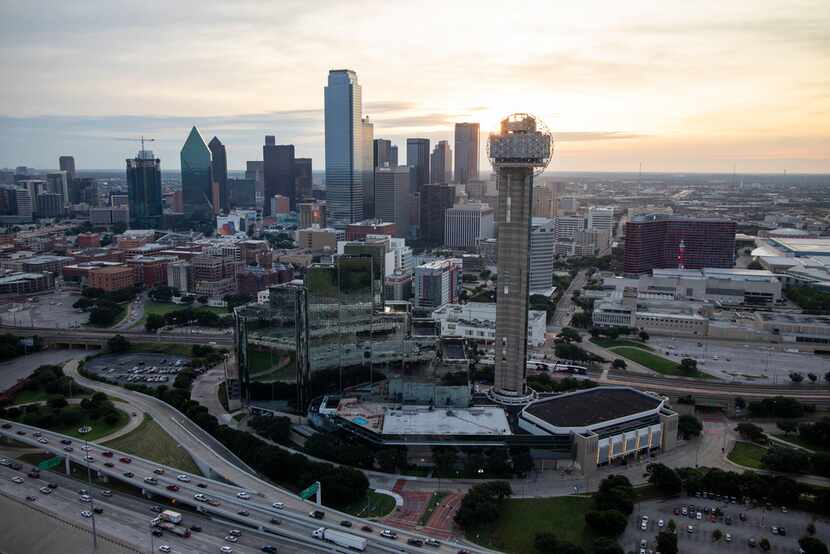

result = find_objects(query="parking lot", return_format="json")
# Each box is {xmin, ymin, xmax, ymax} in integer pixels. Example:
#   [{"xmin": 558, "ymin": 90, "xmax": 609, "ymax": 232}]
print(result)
[
  {"xmin": 0, "ymin": 289, "xmax": 88, "ymax": 329},
  {"xmin": 84, "ymin": 353, "xmax": 191, "ymax": 388},
  {"xmin": 625, "ymin": 497, "xmax": 829, "ymax": 554},
  {"xmin": 649, "ymin": 337, "xmax": 830, "ymax": 384}
]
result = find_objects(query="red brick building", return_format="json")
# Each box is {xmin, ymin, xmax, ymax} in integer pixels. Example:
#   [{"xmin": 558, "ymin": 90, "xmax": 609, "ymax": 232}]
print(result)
[{"xmin": 87, "ymin": 265, "xmax": 136, "ymax": 292}]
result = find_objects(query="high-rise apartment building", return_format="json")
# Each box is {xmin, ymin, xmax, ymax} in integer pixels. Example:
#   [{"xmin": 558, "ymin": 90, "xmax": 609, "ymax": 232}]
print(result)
[
  {"xmin": 444, "ymin": 203, "xmax": 495, "ymax": 249},
  {"xmin": 374, "ymin": 166, "xmax": 412, "ymax": 238},
  {"xmin": 46, "ymin": 171, "xmax": 68, "ymax": 205},
  {"xmin": 406, "ymin": 138, "xmax": 430, "ymax": 193},
  {"xmin": 532, "ymin": 182, "xmax": 560, "ymax": 218},
  {"xmin": 530, "ymin": 218, "xmax": 555, "ymax": 293},
  {"xmin": 59, "ymin": 156, "xmax": 76, "ymax": 183},
  {"xmin": 420, "ymin": 184, "xmax": 455, "ymax": 248},
  {"xmin": 126, "ymin": 149, "xmax": 162, "ymax": 229},
  {"xmin": 430, "ymin": 140, "xmax": 452, "ymax": 184},
  {"xmin": 624, "ymin": 214, "xmax": 736, "ymax": 275},
  {"xmin": 489, "ymin": 114, "xmax": 552, "ymax": 403},
  {"xmin": 181, "ymin": 126, "xmax": 213, "ymax": 222},
  {"xmin": 35, "ymin": 192, "xmax": 64, "ymax": 219},
  {"xmin": 454, "ymin": 122, "xmax": 480, "ymax": 183},
  {"xmin": 325, "ymin": 69, "xmax": 364, "ymax": 228},
  {"xmin": 414, "ymin": 258, "xmax": 463, "ymax": 309},
  {"xmin": 208, "ymin": 137, "xmax": 229, "ymax": 213},
  {"xmin": 588, "ymin": 207, "xmax": 615, "ymax": 236}
]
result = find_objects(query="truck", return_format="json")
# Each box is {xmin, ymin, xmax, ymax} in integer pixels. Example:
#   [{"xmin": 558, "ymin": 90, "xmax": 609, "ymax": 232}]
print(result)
[
  {"xmin": 312, "ymin": 527, "xmax": 367, "ymax": 552},
  {"xmin": 152, "ymin": 512, "xmax": 190, "ymax": 538}
]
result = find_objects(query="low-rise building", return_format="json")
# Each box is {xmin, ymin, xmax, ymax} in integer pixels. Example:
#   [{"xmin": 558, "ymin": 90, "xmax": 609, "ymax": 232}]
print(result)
[
  {"xmin": 0, "ymin": 272, "xmax": 55, "ymax": 294},
  {"xmin": 87, "ymin": 265, "xmax": 136, "ymax": 291},
  {"xmin": 432, "ymin": 301, "xmax": 547, "ymax": 346},
  {"xmin": 414, "ymin": 258, "xmax": 462, "ymax": 310},
  {"xmin": 593, "ymin": 287, "xmax": 709, "ymax": 336}
]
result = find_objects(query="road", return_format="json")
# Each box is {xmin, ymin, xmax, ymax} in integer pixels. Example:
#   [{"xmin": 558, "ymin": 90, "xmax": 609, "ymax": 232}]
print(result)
[
  {"xmin": 0, "ymin": 348, "xmax": 88, "ymax": 391},
  {"xmin": 0, "ymin": 324, "xmax": 234, "ymax": 347},
  {"xmin": 548, "ymin": 270, "xmax": 588, "ymax": 331}
]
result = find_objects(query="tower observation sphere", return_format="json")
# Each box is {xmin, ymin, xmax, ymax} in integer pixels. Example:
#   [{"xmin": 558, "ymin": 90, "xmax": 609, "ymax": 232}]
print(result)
[{"xmin": 488, "ymin": 113, "xmax": 554, "ymax": 404}]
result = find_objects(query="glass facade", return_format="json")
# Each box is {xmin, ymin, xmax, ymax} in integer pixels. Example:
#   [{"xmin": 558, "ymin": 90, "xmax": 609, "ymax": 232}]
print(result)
[
  {"xmin": 181, "ymin": 126, "xmax": 213, "ymax": 223},
  {"xmin": 126, "ymin": 151, "xmax": 162, "ymax": 229},
  {"xmin": 325, "ymin": 69, "xmax": 364, "ymax": 228}
]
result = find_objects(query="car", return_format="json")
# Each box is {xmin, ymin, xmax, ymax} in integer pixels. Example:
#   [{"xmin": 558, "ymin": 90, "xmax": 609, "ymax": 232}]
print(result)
[
  {"xmin": 781, "ymin": 506, "xmax": 788, "ymax": 513},
  {"xmin": 272, "ymin": 501, "xmax": 285, "ymax": 510},
  {"xmin": 207, "ymin": 499, "xmax": 220, "ymax": 506},
  {"xmin": 123, "ymin": 472, "xmax": 134, "ymax": 478},
  {"xmin": 80, "ymin": 495, "xmax": 92, "ymax": 503},
  {"xmin": 425, "ymin": 538, "xmax": 441, "ymax": 547},
  {"xmin": 101, "ymin": 490, "xmax": 112, "ymax": 497},
  {"xmin": 119, "ymin": 457, "xmax": 132, "ymax": 464},
  {"xmin": 726, "ymin": 533, "xmax": 732, "ymax": 542},
  {"xmin": 340, "ymin": 520, "xmax": 352, "ymax": 527},
  {"xmin": 37, "ymin": 438, "xmax": 48, "ymax": 444},
  {"xmin": 641, "ymin": 540, "xmax": 648, "ymax": 549},
  {"xmin": 261, "ymin": 547, "xmax": 277, "ymax": 554},
  {"xmin": 60, "ymin": 439, "xmax": 72, "ymax": 445},
  {"xmin": 309, "ymin": 510, "xmax": 325, "ymax": 520},
  {"xmin": 176, "ymin": 474, "xmax": 191, "ymax": 482},
  {"xmin": 687, "ymin": 525, "xmax": 694, "ymax": 534},
  {"xmin": 739, "ymin": 512, "xmax": 747, "ymax": 521},
  {"xmin": 681, "ymin": 506, "xmax": 688, "ymax": 516},
  {"xmin": 725, "ymin": 516, "xmax": 732, "ymax": 525},
  {"xmin": 11, "ymin": 476, "xmax": 24, "ymax": 484},
  {"xmin": 33, "ymin": 432, "xmax": 42, "ymax": 438},
  {"xmin": 673, "ymin": 508, "xmax": 680, "ymax": 515},
  {"xmin": 81, "ymin": 511, "xmax": 92, "ymax": 518},
  {"xmin": 153, "ymin": 468, "xmax": 165, "ymax": 475},
  {"xmin": 64, "ymin": 446, "xmax": 74, "ymax": 452},
  {"xmin": 25, "ymin": 495, "xmax": 37, "ymax": 502},
  {"xmin": 381, "ymin": 529, "xmax": 398, "ymax": 539},
  {"xmin": 657, "ymin": 519, "xmax": 664, "ymax": 528},
  {"xmin": 237, "ymin": 492, "xmax": 251, "ymax": 500},
  {"xmin": 93, "ymin": 507, "xmax": 103, "ymax": 514},
  {"xmin": 640, "ymin": 549, "xmax": 646, "ymax": 554},
  {"xmin": 85, "ymin": 456, "xmax": 95, "ymax": 462},
  {"xmin": 771, "ymin": 526, "xmax": 779, "ymax": 535},
  {"xmin": 238, "ymin": 510, "xmax": 250, "ymax": 517},
  {"xmin": 144, "ymin": 477, "xmax": 158, "ymax": 485},
  {"xmin": 408, "ymin": 538, "xmax": 425, "ymax": 547},
  {"xmin": 104, "ymin": 462, "xmax": 114, "ymax": 468},
  {"xmin": 152, "ymin": 529, "xmax": 163, "ymax": 537},
  {"xmin": 190, "ymin": 525, "xmax": 202, "ymax": 532},
  {"xmin": 748, "ymin": 538, "xmax": 757, "ymax": 548},
  {"xmin": 196, "ymin": 483, "xmax": 207, "ymax": 488},
  {"xmin": 79, "ymin": 489, "xmax": 89, "ymax": 495},
  {"xmin": 0, "ymin": 458, "xmax": 8, "ymax": 466},
  {"xmin": 779, "ymin": 527, "xmax": 787, "ymax": 536},
  {"xmin": 361, "ymin": 525, "xmax": 373, "ymax": 533},
  {"xmin": 166, "ymin": 484, "xmax": 180, "ymax": 491},
  {"xmin": 220, "ymin": 547, "xmax": 233, "ymax": 554},
  {"xmin": 102, "ymin": 451, "xmax": 113, "ymax": 458},
  {"xmin": 16, "ymin": 431, "xmax": 26, "ymax": 435},
  {"xmin": 39, "ymin": 486, "xmax": 52, "ymax": 494},
  {"xmin": 269, "ymin": 517, "xmax": 282, "ymax": 525},
  {"xmin": 194, "ymin": 493, "xmax": 208, "ymax": 502},
  {"xmin": 640, "ymin": 521, "xmax": 648, "ymax": 531},
  {"xmin": 696, "ymin": 512, "xmax": 702, "ymax": 520},
  {"xmin": 229, "ymin": 529, "xmax": 242, "ymax": 537},
  {"xmin": 80, "ymin": 445, "xmax": 91, "ymax": 452},
  {"xmin": 158, "ymin": 546, "xmax": 171, "ymax": 553},
  {"xmin": 1, "ymin": 423, "xmax": 11, "ymax": 429},
  {"xmin": 224, "ymin": 536, "xmax": 239, "ymax": 543},
  {"xmin": 150, "ymin": 505, "xmax": 162, "ymax": 513}
]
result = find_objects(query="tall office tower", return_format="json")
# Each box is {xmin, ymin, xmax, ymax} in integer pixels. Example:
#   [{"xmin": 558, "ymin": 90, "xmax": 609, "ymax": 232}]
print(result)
[
  {"xmin": 529, "ymin": 218, "xmax": 555, "ymax": 293},
  {"xmin": 587, "ymin": 207, "xmax": 615, "ymax": 236},
  {"xmin": 228, "ymin": 178, "xmax": 257, "ymax": 208},
  {"xmin": 180, "ymin": 126, "xmax": 214, "ymax": 223},
  {"xmin": 14, "ymin": 188, "xmax": 33, "ymax": 221},
  {"xmin": 245, "ymin": 161, "xmax": 264, "ymax": 183},
  {"xmin": 361, "ymin": 117, "xmax": 375, "ymax": 218},
  {"xmin": 208, "ymin": 137, "xmax": 228, "ymax": 213},
  {"xmin": 374, "ymin": 166, "xmax": 411, "ymax": 238},
  {"xmin": 35, "ymin": 192, "xmax": 64, "ymax": 218},
  {"xmin": 58, "ymin": 156, "xmax": 76, "ymax": 183},
  {"xmin": 406, "ymin": 138, "xmax": 430, "ymax": 192},
  {"xmin": 420, "ymin": 183, "xmax": 455, "ymax": 247},
  {"xmin": 263, "ymin": 136, "xmax": 296, "ymax": 214},
  {"xmin": 70, "ymin": 178, "xmax": 97, "ymax": 205},
  {"xmin": 444, "ymin": 203, "xmax": 495, "ymax": 249},
  {"xmin": 624, "ymin": 214, "xmax": 736, "ymax": 275},
  {"xmin": 489, "ymin": 114, "xmax": 552, "ymax": 404},
  {"xmin": 46, "ymin": 171, "xmax": 68, "ymax": 204},
  {"xmin": 373, "ymin": 138, "xmax": 393, "ymax": 168},
  {"xmin": 430, "ymin": 140, "xmax": 452, "ymax": 184},
  {"xmin": 126, "ymin": 149, "xmax": 162, "ymax": 229},
  {"xmin": 325, "ymin": 69, "xmax": 364, "ymax": 228},
  {"xmin": 414, "ymin": 258, "xmax": 463, "ymax": 309},
  {"xmin": 389, "ymin": 144, "xmax": 398, "ymax": 166},
  {"xmin": 532, "ymin": 182, "xmax": 560, "ymax": 218},
  {"xmin": 294, "ymin": 158, "xmax": 312, "ymax": 202},
  {"xmin": 454, "ymin": 122, "xmax": 480, "ymax": 183}
]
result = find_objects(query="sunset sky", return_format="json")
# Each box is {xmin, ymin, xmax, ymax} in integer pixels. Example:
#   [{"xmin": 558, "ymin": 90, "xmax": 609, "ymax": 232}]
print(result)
[{"xmin": 1, "ymin": 0, "xmax": 828, "ymax": 173}]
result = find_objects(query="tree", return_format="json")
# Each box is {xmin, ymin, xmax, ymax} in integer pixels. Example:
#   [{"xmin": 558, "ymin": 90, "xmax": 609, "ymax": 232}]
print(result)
[
  {"xmin": 639, "ymin": 330, "xmax": 650, "ymax": 342},
  {"xmin": 808, "ymin": 373, "xmax": 818, "ymax": 383},
  {"xmin": 591, "ymin": 538, "xmax": 623, "ymax": 554},
  {"xmin": 713, "ymin": 529, "xmax": 723, "ymax": 542},
  {"xmin": 376, "ymin": 449, "xmax": 404, "ymax": 473},
  {"xmin": 611, "ymin": 358, "xmax": 627, "ymax": 370},
  {"xmin": 799, "ymin": 537, "xmax": 829, "ymax": 554},
  {"xmin": 656, "ymin": 531, "xmax": 678, "ymax": 554},
  {"xmin": 594, "ymin": 475, "xmax": 634, "ymax": 515},
  {"xmin": 761, "ymin": 446, "xmax": 811, "ymax": 473},
  {"xmin": 680, "ymin": 358, "xmax": 698, "ymax": 374},
  {"xmin": 776, "ymin": 420, "xmax": 798, "ymax": 435},
  {"xmin": 454, "ymin": 481, "xmax": 512, "ymax": 530},
  {"xmin": 735, "ymin": 396, "xmax": 747, "ymax": 410},
  {"xmin": 535, "ymin": 533, "xmax": 559, "ymax": 553},
  {"xmin": 667, "ymin": 519, "xmax": 677, "ymax": 534},
  {"xmin": 736, "ymin": 422, "xmax": 767, "ymax": 443},
  {"xmin": 559, "ymin": 327, "xmax": 582, "ymax": 343},
  {"xmin": 677, "ymin": 414, "xmax": 703, "ymax": 440},
  {"xmin": 647, "ymin": 463, "xmax": 682, "ymax": 495},
  {"xmin": 145, "ymin": 313, "xmax": 165, "ymax": 332},
  {"xmin": 554, "ymin": 342, "xmax": 592, "ymax": 362},
  {"xmin": 46, "ymin": 395, "xmax": 68, "ymax": 410},
  {"xmin": 760, "ymin": 538, "xmax": 771, "ymax": 551},
  {"xmin": 106, "ymin": 334, "xmax": 130, "ymax": 353},
  {"xmin": 585, "ymin": 510, "xmax": 628, "ymax": 536},
  {"xmin": 747, "ymin": 259, "xmax": 764, "ymax": 270},
  {"xmin": 197, "ymin": 295, "xmax": 209, "ymax": 304},
  {"xmin": 790, "ymin": 372, "xmax": 805, "ymax": 383}
]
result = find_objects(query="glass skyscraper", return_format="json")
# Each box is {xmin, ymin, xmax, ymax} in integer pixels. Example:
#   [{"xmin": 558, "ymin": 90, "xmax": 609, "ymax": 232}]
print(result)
[
  {"xmin": 406, "ymin": 138, "xmax": 430, "ymax": 193},
  {"xmin": 208, "ymin": 136, "xmax": 228, "ymax": 213},
  {"xmin": 181, "ymin": 126, "xmax": 213, "ymax": 223},
  {"xmin": 325, "ymin": 69, "xmax": 364, "ymax": 228},
  {"xmin": 126, "ymin": 150, "xmax": 162, "ymax": 229}
]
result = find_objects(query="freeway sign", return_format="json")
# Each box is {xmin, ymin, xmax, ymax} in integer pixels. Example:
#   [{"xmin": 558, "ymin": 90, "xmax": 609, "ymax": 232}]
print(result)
[
  {"xmin": 38, "ymin": 456, "xmax": 62, "ymax": 470},
  {"xmin": 299, "ymin": 482, "xmax": 319, "ymax": 500}
]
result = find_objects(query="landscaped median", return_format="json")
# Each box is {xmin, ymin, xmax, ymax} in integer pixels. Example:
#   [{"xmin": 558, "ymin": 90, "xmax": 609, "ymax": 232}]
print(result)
[
  {"xmin": 607, "ymin": 346, "xmax": 716, "ymax": 379},
  {"xmin": 727, "ymin": 441, "xmax": 768, "ymax": 470}
]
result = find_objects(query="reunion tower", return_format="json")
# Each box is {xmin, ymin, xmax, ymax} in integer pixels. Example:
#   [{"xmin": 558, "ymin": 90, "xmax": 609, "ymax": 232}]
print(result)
[{"xmin": 488, "ymin": 114, "xmax": 553, "ymax": 404}]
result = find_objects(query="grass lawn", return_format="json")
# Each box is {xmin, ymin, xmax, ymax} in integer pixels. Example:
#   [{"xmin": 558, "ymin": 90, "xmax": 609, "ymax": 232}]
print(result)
[
  {"xmin": 343, "ymin": 489, "xmax": 397, "ymax": 518},
  {"xmin": 418, "ymin": 492, "xmax": 447, "ymax": 525},
  {"xmin": 591, "ymin": 338, "xmax": 653, "ymax": 351},
  {"xmin": 728, "ymin": 442, "xmax": 767, "ymax": 469},
  {"xmin": 103, "ymin": 415, "xmax": 202, "ymax": 475},
  {"xmin": 132, "ymin": 301, "xmax": 228, "ymax": 329},
  {"xmin": 11, "ymin": 389, "xmax": 62, "ymax": 405},
  {"xmin": 771, "ymin": 434, "xmax": 830, "ymax": 455},
  {"xmin": 609, "ymin": 346, "xmax": 716, "ymax": 379},
  {"xmin": 46, "ymin": 406, "xmax": 131, "ymax": 442},
  {"xmin": 128, "ymin": 342, "xmax": 195, "ymax": 357},
  {"xmin": 468, "ymin": 496, "xmax": 597, "ymax": 554}
]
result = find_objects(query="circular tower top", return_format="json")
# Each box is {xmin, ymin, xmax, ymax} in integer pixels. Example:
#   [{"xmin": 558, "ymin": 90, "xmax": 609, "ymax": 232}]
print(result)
[{"xmin": 487, "ymin": 113, "xmax": 553, "ymax": 176}]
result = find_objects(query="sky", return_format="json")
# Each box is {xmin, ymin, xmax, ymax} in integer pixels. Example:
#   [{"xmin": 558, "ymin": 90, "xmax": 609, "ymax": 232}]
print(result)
[{"xmin": 1, "ymin": 0, "xmax": 829, "ymax": 174}]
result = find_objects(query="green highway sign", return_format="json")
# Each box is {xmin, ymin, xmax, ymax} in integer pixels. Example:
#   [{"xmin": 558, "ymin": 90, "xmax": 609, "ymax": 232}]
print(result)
[
  {"xmin": 38, "ymin": 456, "xmax": 62, "ymax": 470},
  {"xmin": 299, "ymin": 482, "xmax": 319, "ymax": 500}
]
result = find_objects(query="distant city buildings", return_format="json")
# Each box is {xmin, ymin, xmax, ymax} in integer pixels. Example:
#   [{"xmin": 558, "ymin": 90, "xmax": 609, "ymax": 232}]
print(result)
[
  {"xmin": 454, "ymin": 122, "xmax": 480, "ymax": 183},
  {"xmin": 444, "ymin": 203, "xmax": 494, "ymax": 249},
  {"xmin": 420, "ymin": 184, "xmax": 455, "ymax": 248},
  {"xmin": 126, "ymin": 149, "xmax": 162, "ymax": 229},
  {"xmin": 430, "ymin": 140, "xmax": 452, "ymax": 184},
  {"xmin": 406, "ymin": 138, "xmax": 430, "ymax": 193},
  {"xmin": 414, "ymin": 258, "xmax": 462, "ymax": 309},
  {"xmin": 58, "ymin": 156, "xmax": 76, "ymax": 183},
  {"xmin": 373, "ymin": 166, "xmax": 412, "ymax": 238},
  {"xmin": 208, "ymin": 136, "xmax": 228, "ymax": 213},
  {"xmin": 325, "ymin": 69, "xmax": 364, "ymax": 228},
  {"xmin": 180, "ymin": 126, "xmax": 214, "ymax": 223},
  {"xmin": 529, "ymin": 218, "xmax": 556, "ymax": 293}
]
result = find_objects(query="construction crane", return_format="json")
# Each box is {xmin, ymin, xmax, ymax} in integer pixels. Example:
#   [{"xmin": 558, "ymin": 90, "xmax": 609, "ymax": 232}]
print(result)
[{"xmin": 111, "ymin": 136, "xmax": 156, "ymax": 152}]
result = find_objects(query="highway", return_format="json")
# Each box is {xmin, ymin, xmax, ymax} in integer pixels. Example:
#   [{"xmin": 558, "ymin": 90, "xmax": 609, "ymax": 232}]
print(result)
[
  {"xmin": 0, "ymin": 324, "xmax": 234, "ymax": 347},
  {"xmin": 0, "ymin": 419, "xmax": 491, "ymax": 554}
]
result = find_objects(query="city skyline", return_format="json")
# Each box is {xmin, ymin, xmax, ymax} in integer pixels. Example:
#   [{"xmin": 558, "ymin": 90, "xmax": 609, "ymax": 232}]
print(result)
[{"xmin": 0, "ymin": 1, "xmax": 827, "ymax": 173}]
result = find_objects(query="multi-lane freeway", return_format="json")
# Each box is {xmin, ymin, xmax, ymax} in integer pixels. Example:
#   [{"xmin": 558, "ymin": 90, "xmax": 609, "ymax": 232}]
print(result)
[{"xmin": 0, "ymin": 419, "xmax": 490, "ymax": 554}]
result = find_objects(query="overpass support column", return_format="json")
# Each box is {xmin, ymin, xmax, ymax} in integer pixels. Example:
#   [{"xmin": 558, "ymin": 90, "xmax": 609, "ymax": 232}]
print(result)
[{"xmin": 65, "ymin": 456, "xmax": 71, "ymax": 474}]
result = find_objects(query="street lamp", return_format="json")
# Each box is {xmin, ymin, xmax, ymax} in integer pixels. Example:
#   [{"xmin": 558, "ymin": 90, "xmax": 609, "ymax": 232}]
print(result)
[{"xmin": 83, "ymin": 432, "xmax": 99, "ymax": 549}]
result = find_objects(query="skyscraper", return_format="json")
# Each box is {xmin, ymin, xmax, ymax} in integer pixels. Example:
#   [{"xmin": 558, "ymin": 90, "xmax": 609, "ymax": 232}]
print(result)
[
  {"xmin": 373, "ymin": 138, "xmax": 393, "ymax": 168},
  {"xmin": 430, "ymin": 140, "xmax": 452, "ymax": 184},
  {"xmin": 127, "ymin": 149, "xmax": 162, "ymax": 229},
  {"xmin": 208, "ymin": 137, "xmax": 228, "ymax": 213},
  {"xmin": 454, "ymin": 122, "xmax": 480, "ymax": 183},
  {"xmin": 420, "ymin": 183, "xmax": 455, "ymax": 247},
  {"xmin": 180, "ymin": 126, "xmax": 213, "ymax": 223},
  {"xmin": 58, "ymin": 156, "xmax": 76, "ymax": 183},
  {"xmin": 374, "ymin": 166, "xmax": 411, "ymax": 238},
  {"xmin": 361, "ymin": 117, "xmax": 374, "ymax": 218},
  {"xmin": 263, "ymin": 137, "xmax": 296, "ymax": 215},
  {"xmin": 406, "ymin": 138, "xmax": 430, "ymax": 192},
  {"xmin": 294, "ymin": 158, "xmax": 313, "ymax": 202},
  {"xmin": 489, "ymin": 114, "xmax": 552, "ymax": 403},
  {"xmin": 325, "ymin": 69, "xmax": 364, "ymax": 228},
  {"xmin": 389, "ymin": 144, "xmax": 399, "ymax": 166},
  {"xmin": 46, "ymin": 171, "xmax": 68, "ymax": 205}
]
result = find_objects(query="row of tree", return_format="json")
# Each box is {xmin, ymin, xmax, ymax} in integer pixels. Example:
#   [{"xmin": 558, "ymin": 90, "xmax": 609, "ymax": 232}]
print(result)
[
  {"xmin": 145, "ymin": 308, "xmax": 233, "ymax": 332},
  {"xmin": 746, "ymin": 396, "xmax": 815, "ymax": 418},
  {"xmin": 0, "ymin": 333, "xmax": 41, "ymax": 363},
  {"xmin": 0, "ymin": 390, "xmax": 120, "ymax": 429}
]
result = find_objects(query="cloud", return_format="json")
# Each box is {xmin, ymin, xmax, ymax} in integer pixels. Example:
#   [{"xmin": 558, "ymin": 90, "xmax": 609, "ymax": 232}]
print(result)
[{"xmin": 555, "ymin": 132, "xmax": 646, "ymax": 142}]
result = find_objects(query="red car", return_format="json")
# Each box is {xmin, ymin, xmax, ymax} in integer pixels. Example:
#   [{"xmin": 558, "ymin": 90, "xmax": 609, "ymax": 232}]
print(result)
[
  {"xmin": 119, "ymin": 457, "xmax": 131, "ymax": 464},
  {"xmin": 166, "ymin": 484, "xmax": 180, "ymax": 492},
  {"xmin": 102, "ymin": 451, "xmax": 114, "ymax": 458}
]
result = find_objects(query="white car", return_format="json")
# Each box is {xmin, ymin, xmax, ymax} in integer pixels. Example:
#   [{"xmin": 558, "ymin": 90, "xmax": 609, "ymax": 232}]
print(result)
[
  {"xmin": 658, "ymin": 519, "xmax": 664, "ymax": 528},
  {"xmin": 236, "ymin": 491, "xmax": 251, "ymax": 500},
  {"xmin": 158, "ymin": 546, "xmax": 171, "ymax": 553},
  {"xmin": 37, "ymin": 438, "xmax": 48, "ymax": 444},
  {"xmin": 272, "ymin": 502, "xmax": 285, "ymax": 510},
  {"xmin": 81, "ymin": 511, "xmax": 92, "ymax": 518},
  {"xmin": 12, "ymin": 476, "xmax": 24, "ymax": 484},
  {"xmin": 176, "ymin": 474, "xmax": 191, "ymax": 482},
  {"xmin": 220, "ymin": 547, "xmax": 233, "ymax": 554},
  {"xmin": 224, "ymin": 536, "xmax": 238, "ymax": 543},
  {"xmin": 80, "ymin": 495, "xmax": 91, "ymax": 503},
  {"xmin": 194, "ymin": 493, "xmax": 207, "ymax": 502},
  {"xmin": 80, "ymin": 445, "xmax": 92, "ymax": 452},
  {"xmin": 39, "ymin": 486, "xmax": 52, "ymax": 494},
  {"xmin": 725, "ymin": 533, "xmax": 733, "ymax": 542}
]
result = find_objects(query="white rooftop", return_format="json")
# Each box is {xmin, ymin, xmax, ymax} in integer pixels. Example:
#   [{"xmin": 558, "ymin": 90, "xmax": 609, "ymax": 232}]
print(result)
[{"xmin": 381, "ymin": 406, "xmax": 512, "ymax": 435}]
